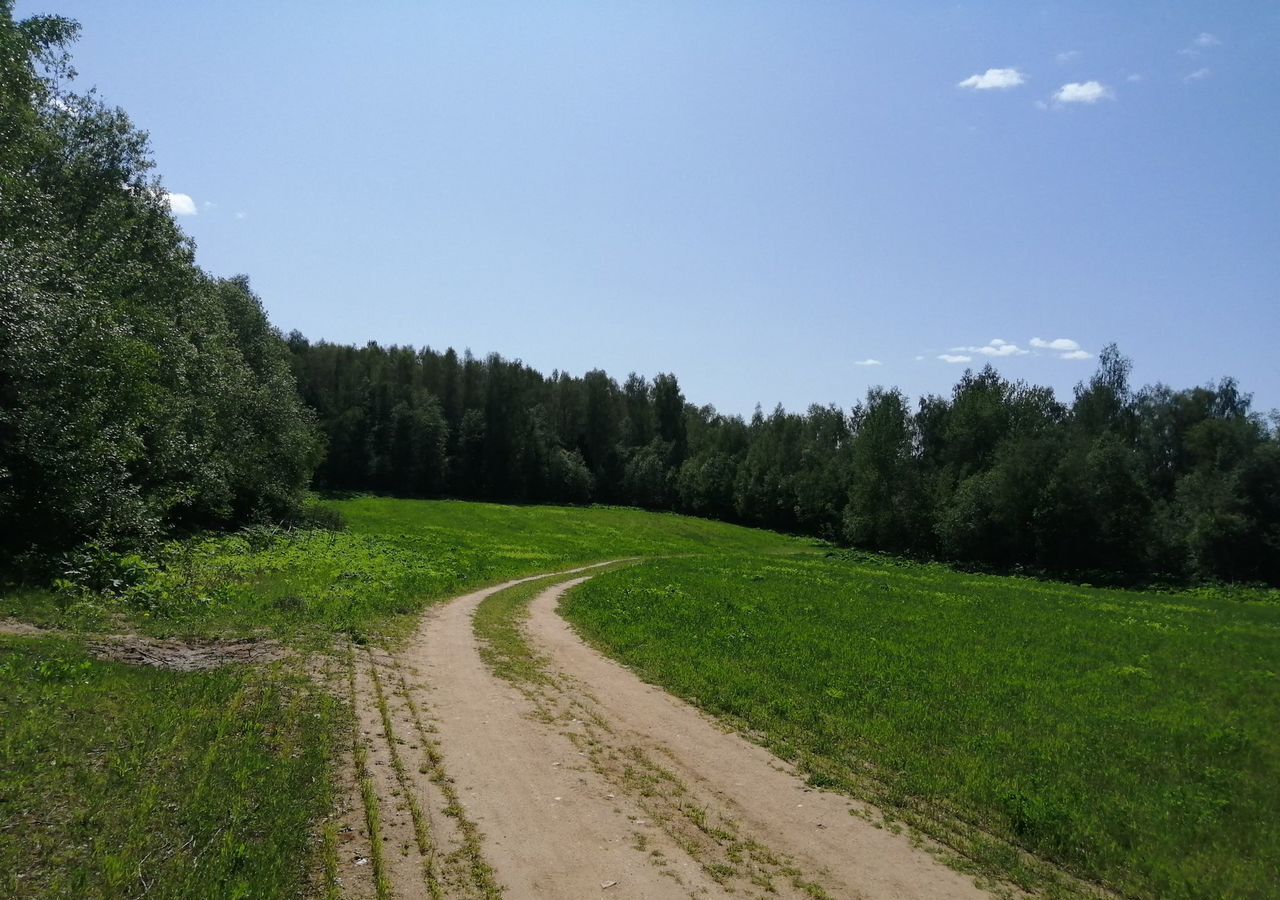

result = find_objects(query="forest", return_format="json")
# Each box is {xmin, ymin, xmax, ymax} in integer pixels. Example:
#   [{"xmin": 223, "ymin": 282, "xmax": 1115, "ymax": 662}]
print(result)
[
  {"xmin": 2, "ymin": 4, "xmax": 1278, "ymax": 585},
  {"xmin": 286, "ymin": 336, "xmax": 1280, "ymax": 584}
]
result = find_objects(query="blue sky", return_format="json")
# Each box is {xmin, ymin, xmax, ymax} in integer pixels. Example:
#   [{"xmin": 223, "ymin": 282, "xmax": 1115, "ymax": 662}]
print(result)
[{"xmin": 20, "ymin": 1, "xmax": 1280, "ymax": 416}]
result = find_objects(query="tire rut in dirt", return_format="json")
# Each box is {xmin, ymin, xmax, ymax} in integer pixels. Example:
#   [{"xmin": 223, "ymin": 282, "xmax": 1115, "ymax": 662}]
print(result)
[
  {"xmin": 408, "ymin": 569, "xmax": 721, "ymax": 899},
  {"xmin": 523, "ymin": 579, "xmax": 998, "ymax": 900}
]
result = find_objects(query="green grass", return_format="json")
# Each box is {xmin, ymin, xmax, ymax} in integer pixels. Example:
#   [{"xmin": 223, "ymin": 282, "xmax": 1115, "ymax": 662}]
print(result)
[
  {"xmin": 0, "ymin": 499, "xmax": 802, "ymax": 898},
  {"xmin": 6, "ymin": 497, "xmax": 1277, "ymax": 897},
  {"xmin": 473, "ymin": 575, "xmax": 564, "ymax": 688},
  {"xmin": 474, "ymin": 565, "xmax": 633, "ymax": 688},
  {"xmin": 0, "ymin": 635, "xmax": 336, "ymax": 899},
  {"xmin": 1, "ymin": 498, "xmax": 805, "ymax": 642},
  {"xmin": 562, "ymin": 551, "xmax": 1280, "ymax": 899}
]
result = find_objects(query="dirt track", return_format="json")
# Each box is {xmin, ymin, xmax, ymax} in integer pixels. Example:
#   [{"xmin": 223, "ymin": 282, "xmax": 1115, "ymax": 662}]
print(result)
[{"xmin": 333, "ymin": 566, "xmax": 994, "ymax": 898}]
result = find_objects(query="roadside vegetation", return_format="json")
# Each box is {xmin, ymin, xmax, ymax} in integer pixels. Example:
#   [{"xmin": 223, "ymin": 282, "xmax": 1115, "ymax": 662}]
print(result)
[
  {"xmin": 563, "ymin": 553, "xmax": 1280, "ymax": 899},
  {"xmin": 0, "ymin": 635, "xmax": 336, "ymax": 899},
  {"xmin": 2, "ymin": 498, "xmax": 799, "ymax": 640}
]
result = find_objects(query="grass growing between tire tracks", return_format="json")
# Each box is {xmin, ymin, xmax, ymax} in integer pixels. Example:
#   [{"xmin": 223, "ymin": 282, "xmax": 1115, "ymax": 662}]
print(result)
[{"xmin": 473, "ymin": 574, "xmax": 834, "ymax": 899}]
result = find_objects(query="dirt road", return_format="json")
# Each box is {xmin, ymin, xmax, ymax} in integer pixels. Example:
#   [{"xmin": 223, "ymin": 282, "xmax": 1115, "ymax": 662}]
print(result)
[{"xmin": 333, "ymin": 566, "xmax": 994, "ymax": 899}]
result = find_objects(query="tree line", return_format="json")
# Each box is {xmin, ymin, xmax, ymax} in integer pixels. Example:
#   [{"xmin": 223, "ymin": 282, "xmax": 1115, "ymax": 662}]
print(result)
[
  {"xmin": 288, "ymin": 336, "xmax": 1280, "ymax": 584},
  {"xmin": 1, "ymin": 6, "xmax": 318, "ymax": 564}
]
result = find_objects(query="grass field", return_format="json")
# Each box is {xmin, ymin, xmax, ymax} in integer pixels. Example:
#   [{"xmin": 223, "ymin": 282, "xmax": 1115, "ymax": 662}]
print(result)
[
  {"xmin": 563, "ymin": 552, "xmax": 1280, "ymax": 899},
  {"xmin": 3, "ymin": 497, "xmax": 1277, "ymax": 898},
  {"xmin": 0, "ymin": 636, "xmax": 336, "ymax": 899},
  {"xmin": 1, "ymin": 498, "xmax": 802, "ymax": 641},
  {"xmin": 0, "ymin": 499, "xmax": 805, "ymax": 898}
]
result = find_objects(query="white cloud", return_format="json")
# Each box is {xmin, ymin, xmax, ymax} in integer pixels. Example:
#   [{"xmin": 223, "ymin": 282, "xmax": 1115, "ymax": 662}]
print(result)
[
  {"xmin": 939, "ymin": 354, "xmax": 972, "ymax": 364},
  {"xmin": 951, "ymin": 338, "xmax": 1030, "ymax": 358},
  {"xmin": 1030, "ymin": 337, "xmax": 1081, "ymax": 351},
  {"xmin": 1184, "ymin": 67, "xmax": 1211, "ymax": 82},
  {"xmin": 1126, "ymin": 73, "xmax": 1143, "ymax": 83},
  {"xmin": 958, "ymin": 68, "xmax": 1025, "ymax": 90},
  {"xmin": 165, "ymin": 192, "xmax": 197, "ymax": 216},
  {"xmin": 1056, "ymin": 50, "xmax": 1080, "ymax": 63},
  {"xmin": 1180, "ymin": 33, "xmax": 1222, "ymax": 57},
  {"xmin": 1028, "ymin": 337, "xmax": 1092, "ymax": 360},
  {"xmin": 1053, "ymin": 81, "xmax": 1112, "ymax": 104},
  {"xmin": 235, "ymin": 211, "xmax": 248, "ymax": 220},
  {"xmin": 914, "ymin": 355, "xmax": 925, "ymax": 361},
  {"xmin": 853, "ymin": 359, "xmax": 882, "ymax": 367}
]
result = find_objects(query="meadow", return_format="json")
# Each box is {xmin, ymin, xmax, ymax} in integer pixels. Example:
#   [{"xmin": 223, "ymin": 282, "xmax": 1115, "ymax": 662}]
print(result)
[
  {"xmin": 563, "ymin": 552, "xmax": 1280, "ymax": 899},
  {"xmin": 0, "ymin": 499, "xmax": 803, "ymax": 897},
  {"xmin": 0, "ymin": 636, "xmax": 335, "ymax": 899},
  {"xmin": 2, "ymin": 498, "xmax": 801, "ymax": 641},
  {"xmin": 3, "ymin": 497, "xmax": 1277, "ymax": 897}
]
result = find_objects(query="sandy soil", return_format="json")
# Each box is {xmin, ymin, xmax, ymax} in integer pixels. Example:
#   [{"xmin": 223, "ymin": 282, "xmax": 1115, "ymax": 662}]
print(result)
[
  {"xmin": 524, "ymin": 579, "xmax": 994, "ymax": 899},
  {"xmin": 335, "ymin": 566, "xmax": 1000, "ymax": 899}
]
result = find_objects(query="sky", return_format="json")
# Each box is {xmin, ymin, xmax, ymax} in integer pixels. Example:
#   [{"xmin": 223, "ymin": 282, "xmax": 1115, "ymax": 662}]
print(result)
[{"xmin": 19, "ymin": 1, "xmax": 1280, "ymax": 417}]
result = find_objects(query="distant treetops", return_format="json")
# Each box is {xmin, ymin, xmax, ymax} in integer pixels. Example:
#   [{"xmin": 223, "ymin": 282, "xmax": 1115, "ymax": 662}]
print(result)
[{"xmin": 287, "ymin": 336, "xmax": 1280, "ymax": 585}]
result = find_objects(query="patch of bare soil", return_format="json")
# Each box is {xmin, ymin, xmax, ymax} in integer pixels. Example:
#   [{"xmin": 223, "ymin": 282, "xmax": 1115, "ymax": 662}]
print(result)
[
  {"xmin": 0, "ymin": 619, "xmax": 286, "ymax": 671},
  {"xmin": 85, "ymin": 635, "xmax": 287, "ymax": 671},
  {"xmin": 0, "ymin": 618, "xmax": 47, "ymax": 637}
]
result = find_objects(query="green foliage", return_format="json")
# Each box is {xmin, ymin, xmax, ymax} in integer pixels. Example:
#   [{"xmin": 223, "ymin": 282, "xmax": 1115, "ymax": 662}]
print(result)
[
  {"xmin": 3, "ymin": 498, "xmax": 806, "ymax": 639},
  {"xmin": 288, "ymin": 331, "xmax": 1280, "ymax": 584},
  {"xmin": 564, "ymin": 554, "xmax": 1280, "ymax": 899},
  {"xmin": 0, "ymin": 7, "xmax": 319, "ymax": 562},
  {"xmin": 0, "ymin": 635, "xmax": 335, "ymax": 898}
]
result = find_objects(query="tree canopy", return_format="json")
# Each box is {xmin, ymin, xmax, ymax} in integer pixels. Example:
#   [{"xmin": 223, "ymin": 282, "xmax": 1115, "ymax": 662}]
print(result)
[
  {"xmin": 0, "ymin": 4, "xmax": 319, "ymax": 562},
  {"xmin": 288, "ymin": 335, "xmax": 1280, "ymax": 585}
]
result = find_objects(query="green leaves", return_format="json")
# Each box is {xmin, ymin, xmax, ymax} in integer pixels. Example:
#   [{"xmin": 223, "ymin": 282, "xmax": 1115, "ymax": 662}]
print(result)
[{"xmin": 1, "ymin": 5, "xmax": 318, "ymax": 561}]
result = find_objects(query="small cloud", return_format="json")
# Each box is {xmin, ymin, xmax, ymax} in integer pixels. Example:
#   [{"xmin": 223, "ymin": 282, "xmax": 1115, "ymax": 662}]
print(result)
[
  {"xmin": 1056, "ymin": 50, "xmax": 1080, "ymax": 63},
  {"xmin": 914, "ymin": 355, "xmax": 925, "ymax": 361},
  {"xmin": 1184, "ymin": 67, "xmax": 1211, "ymax": 82},
  {"xmin": 1125, "ymin": 73, "xmax": 1143, "ymax": 83},
  {"xmin": 202, "ymin": 200, "xmax": 216, "ymax": 210},
  {"xmin": 1033, "ymin": 99, "xmax": 1049, "ymax": 110},
  {"xmin": 958, "ymin": 68, "xmax": 1026, "ymax": 91},
  {"xmin": 235, "ymin": 211, "xmax": 248, "ymax": 220},
  {"xmin": 1179, "ymin": 33, "xmax": 1222, "ymax": 57},
  {"xmin": 854, "ymin": 359, "xmax": 882, "ymax": 367},
  {"xmin": 1030, "ymin": 337, "xmax": 1081, "ymax": 351},
  {"xmin": 165, "ymin": 192, "xmax": 197, "ymax": 216},
  {"xmin": 951, "ymin": 338, "xmax": 1029, "ymax": 358},
  {"xmin": 1053, "ymin": 81, "xmax": 1112, "ymax": 104},
  {"xmin": 1029, "ymin": 338, "xmax": 1092, "ymax": 360},
  {"xmin": 939, "ymin": 354, "xmax": 973, "ymax": 364}
]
